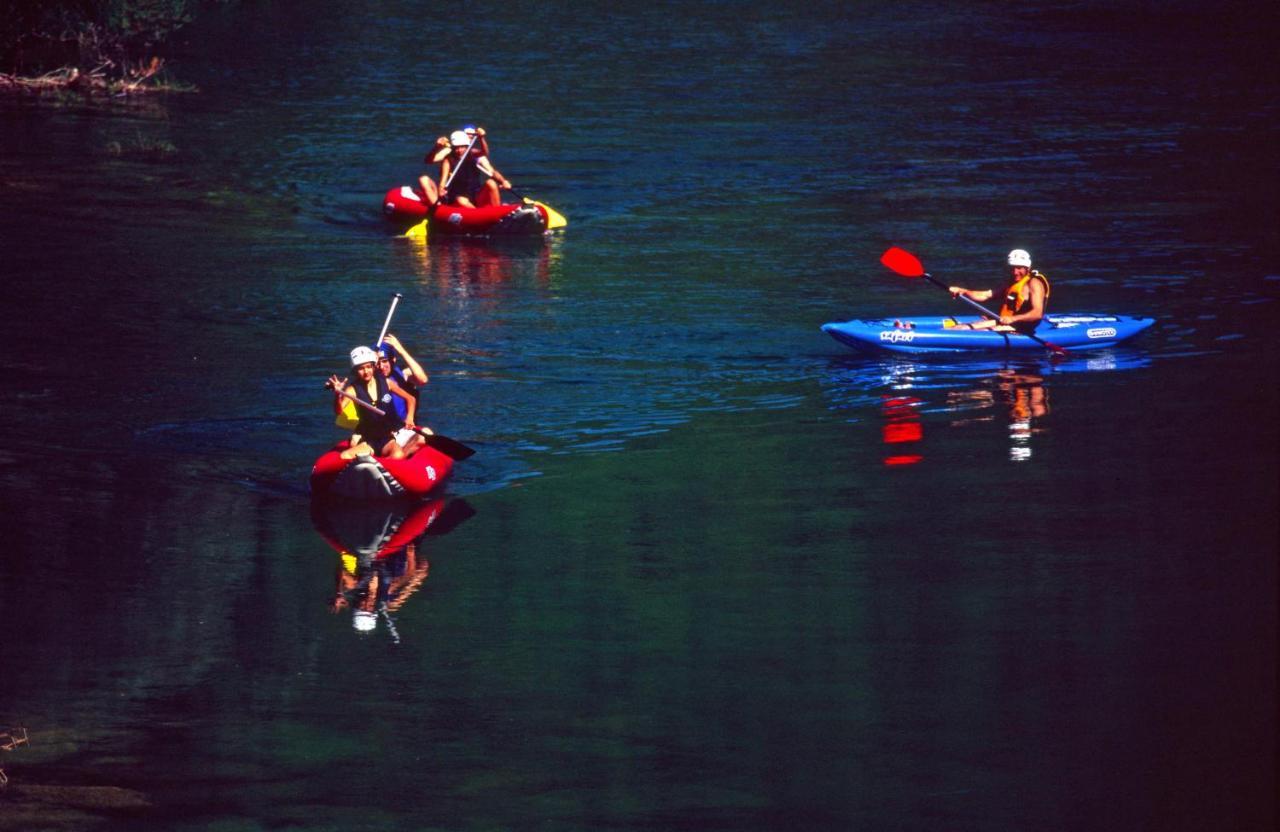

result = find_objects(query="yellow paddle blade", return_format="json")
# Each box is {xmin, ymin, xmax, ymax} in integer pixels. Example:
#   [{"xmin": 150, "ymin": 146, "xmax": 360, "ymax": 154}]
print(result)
[
  {"xmin": 523, "ymin": 197, "xmax": 567, "ymax": 229},
  {"xmin": 403, "ymin": 220, "xmax": 428, "ymax": 240}
]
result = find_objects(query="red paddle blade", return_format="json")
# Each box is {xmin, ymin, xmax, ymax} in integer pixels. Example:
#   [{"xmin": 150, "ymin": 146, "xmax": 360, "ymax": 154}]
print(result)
[{"xmin": 880, "ymin": 247, "xmax": 925, "ymax": 277}]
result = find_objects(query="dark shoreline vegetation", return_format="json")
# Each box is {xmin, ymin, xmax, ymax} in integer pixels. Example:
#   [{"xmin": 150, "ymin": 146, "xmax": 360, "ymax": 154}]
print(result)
[
  {"xmin": 0, "ymin": 0, "xmax": 234, "ymax": 97},
  {"xmin": 1, "ymin": 726, "xmax": 154, "ymax": 829}
]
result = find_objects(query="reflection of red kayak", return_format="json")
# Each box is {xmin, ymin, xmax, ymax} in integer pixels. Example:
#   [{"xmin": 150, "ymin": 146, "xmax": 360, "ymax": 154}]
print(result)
[
  {"xmin": 310, "ymin": 442, "xmax": 454, "ymax": 500},
  {"xmin": 311, "ymin": 498, "xmax": 447, "ymax": 559},
  {"xmin": 382, "ymin": 186, "xmax": 550, "ymax": 236}
]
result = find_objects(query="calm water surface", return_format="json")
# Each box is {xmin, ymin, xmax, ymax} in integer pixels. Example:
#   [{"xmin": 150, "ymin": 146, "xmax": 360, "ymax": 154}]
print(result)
[{"xmin": 1, "ymin": 2, "xmax": 1276, "ymax": 830}]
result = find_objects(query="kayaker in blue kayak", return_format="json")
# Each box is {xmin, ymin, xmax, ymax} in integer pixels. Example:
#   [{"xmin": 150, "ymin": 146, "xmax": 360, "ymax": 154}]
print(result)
[
  {"xmin": 948, "ymin": 249, "xmax": 1050, "ymax": 333},
  {"xmin": 327, "ymin": 346, "xmax": 424, "ymax": 461}
]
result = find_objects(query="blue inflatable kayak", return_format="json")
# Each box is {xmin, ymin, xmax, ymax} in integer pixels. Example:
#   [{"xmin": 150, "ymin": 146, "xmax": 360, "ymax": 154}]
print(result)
[{"xmin": 821, "ymin": 313, "xmax": 1155, "ymax": 355}]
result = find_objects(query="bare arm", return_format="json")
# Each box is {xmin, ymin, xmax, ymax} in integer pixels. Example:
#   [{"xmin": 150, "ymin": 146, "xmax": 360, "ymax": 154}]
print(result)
[
  {"xmin": 387, "ymin": 378, "xmax": 417, "ymax": 427},
  {"xmin": 330, "ymin": 379, "xmax": 363, "ymax": 442},
  {"xmin": 382, "ymin": 334, "xmax": 428, "ymax": 386},
  {"xmin": 327, "ymin": 374, "xmax": 349, "ymax": 412},
  {"xmin": 476, "ymin": 155, "xmax": 510, "ymax": 189},
  {"xmin": 426, "ymin": 137, "xmax": 450, "ymax": 165},
  {"xmin": 949, "ymin": 286, "xmax": 994, "ymax": 302}
]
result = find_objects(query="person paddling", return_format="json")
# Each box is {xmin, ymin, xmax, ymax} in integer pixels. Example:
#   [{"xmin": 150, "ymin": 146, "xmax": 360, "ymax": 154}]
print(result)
[
  {"xmin": 948, "ymin": 249, "xmax": 1050, "ymax": 333},
  {"xmin": 417, "ymin": 135, "xmax": 451, "ymax": 207},
  {"xmin": 460, "ymin": 125, "xmax": 513, "ymax": 206},
  {"xmin": 376, "ymin": 333, "xmax": 429, "ymax": 422},
  {"xmin": 439, "ymin": 128, "xmax": 513, "ymax": 208},
  {"xmin": 327, "ymin": 346, "xmax": 424, "ymax": 461}
]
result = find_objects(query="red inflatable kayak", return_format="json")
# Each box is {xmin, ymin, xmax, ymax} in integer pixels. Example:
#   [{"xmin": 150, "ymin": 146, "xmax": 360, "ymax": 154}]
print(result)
[
  {"xmin": 310, "ymin": 498, "xmax": 451, "ymax": 559},
  {"xmin": 382, "ymin": 185, "xmax": 551, "ymax": 236},
  {"xmin": 310, "ymin": 442, "xmax": 455, "ymax": 500}
]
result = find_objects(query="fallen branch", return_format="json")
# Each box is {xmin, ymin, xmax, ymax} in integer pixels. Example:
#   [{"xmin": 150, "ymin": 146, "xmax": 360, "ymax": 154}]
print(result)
[
  {"xmin": 0, "ymin": 727, "xmax": 28, "ymax": 751},
  {"xmin": 0, "ymin": 726, "xmax": 29, "ymax": 790},
  {"xmin": 0, "ymin": 59, "xmax": 193, "ymax": 96}
]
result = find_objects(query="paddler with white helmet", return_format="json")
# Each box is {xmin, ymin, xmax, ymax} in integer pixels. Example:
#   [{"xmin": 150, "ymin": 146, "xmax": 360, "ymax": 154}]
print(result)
[
  {"xmin": 947, "ymin": 249, "xmax": 1050, "ymax": 333},
  {"xmin": 326, "ymin": 346, "xmax": 424, "ymax": 461},
  {"xmin": 438, "ymin": 125, "xmax": 513, "ymax": 208}
]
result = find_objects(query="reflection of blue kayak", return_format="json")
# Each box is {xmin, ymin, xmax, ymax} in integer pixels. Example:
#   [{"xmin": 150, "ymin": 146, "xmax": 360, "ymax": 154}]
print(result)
[{"xmin": 821, "ymin": 313, "xmax": 1155, "ymax": 355}]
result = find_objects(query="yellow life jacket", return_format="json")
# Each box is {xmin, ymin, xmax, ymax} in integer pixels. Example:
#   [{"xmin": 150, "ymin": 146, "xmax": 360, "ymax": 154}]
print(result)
[{"xmin": 1000, "ymin": 270, "xmax": 1050, "ymax": 318}]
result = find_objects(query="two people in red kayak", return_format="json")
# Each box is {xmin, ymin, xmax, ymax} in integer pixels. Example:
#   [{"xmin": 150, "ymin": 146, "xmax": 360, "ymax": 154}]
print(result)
[
  {"xmin": 416, "ymin": 124, "xmax": 514, "ymax": 209},
  {"xmin": 947, "ymin": 249, "xmax": 1051, "ymax": 333},
  {"xmin": 326, "ymin": 340, "xmax": 430, "ymax": 461}
]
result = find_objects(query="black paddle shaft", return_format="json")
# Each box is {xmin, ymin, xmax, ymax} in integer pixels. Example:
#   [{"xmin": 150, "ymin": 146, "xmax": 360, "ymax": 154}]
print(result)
[
  {"xmin": 921, "ymin": 272, "xmax": 1001, "ymax": 320},
  {"xmin": 921, "ymin": 272, "xmax": 1067, "ymax": 355},
  {"xmin": 327, "ymin": 384, "xmax": 477, "ymax": 459}
]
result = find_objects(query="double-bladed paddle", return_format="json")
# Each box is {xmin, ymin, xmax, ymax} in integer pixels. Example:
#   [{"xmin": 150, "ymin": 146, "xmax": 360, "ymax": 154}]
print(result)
[
  {"xmin": 376, "ymin": 292, "xmax": 403, "ymax": 349},
  {"xmin": 326, "ymin": 383, "xmax": 477, "ymax": 460},
  {"xmin": 505, "ymin": 185, "xmax": 567, "ymax": 229},
  {"xmin": 879, "ymin": 247, "xmax": 1067, "ymax": 356}
]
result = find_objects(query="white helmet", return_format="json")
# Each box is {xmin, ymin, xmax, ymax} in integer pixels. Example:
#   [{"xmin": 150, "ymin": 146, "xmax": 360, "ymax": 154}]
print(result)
[
  {"xmin": 1007, "ymin": 249, "xmax": 1032, "ymax": 268},
  {"xmin": 350, "ymin": 346, "xmax": 378, "ymax": 367},
  {"xmin": 449, "ymin": 130, "xmax": 470, "ymax": 147},
  {"xmin": 353, "ymin": 610, "xmax": 377, "ymax": 632}
]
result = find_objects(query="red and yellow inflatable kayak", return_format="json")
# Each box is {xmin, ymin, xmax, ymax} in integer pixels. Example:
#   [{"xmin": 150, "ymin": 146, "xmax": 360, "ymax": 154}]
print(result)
[{"xmin": 382, "ymin": 186, "xmax": 565, "ymax": 237}]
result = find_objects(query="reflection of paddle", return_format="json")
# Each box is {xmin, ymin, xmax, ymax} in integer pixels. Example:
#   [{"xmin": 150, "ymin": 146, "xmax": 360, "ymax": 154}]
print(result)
[
  {"xmin": 379, "ymin": 605, "xmax": 401, "ymax": 644},
  {"xmin": 880, "ymin": 247, "xmax": 1067, "ymax": 356},
  {"xmin": 326, "ymin": 383, "xmax": 477, "ymax": 460}
]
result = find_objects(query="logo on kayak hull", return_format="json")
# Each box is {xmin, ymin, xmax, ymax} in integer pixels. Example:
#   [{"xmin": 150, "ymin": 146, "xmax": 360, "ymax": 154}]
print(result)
[
  {"xmin": 1086, "ymin": 327, "xmax": 1118, "ymax": 339},
  {"xmin": 880, "ymin": 330, "xmax": 916, "ymax": 344}
]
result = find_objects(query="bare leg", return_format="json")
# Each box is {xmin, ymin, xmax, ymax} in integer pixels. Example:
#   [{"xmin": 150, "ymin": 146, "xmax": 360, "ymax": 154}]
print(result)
[
  {"xmin": 477, "ymin": 180, "xmax": 502, "ymax": 207},
  {"xmin": 401, "ymin": 434, "xmax": 426, "ymax": 457},
  {"xmin": 340, "ymin": 441, "xmax": 375, "ymax": 460},
  {"xmin": 417, "ymin": 176, "xmax": 439, "ymax": 206}
]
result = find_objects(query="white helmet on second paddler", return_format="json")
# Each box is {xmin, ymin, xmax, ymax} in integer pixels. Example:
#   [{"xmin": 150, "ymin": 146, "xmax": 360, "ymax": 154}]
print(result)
[
  {"xmin": 450, "ymin": 130, "xmax": 470, "ymax": 147},
  {"xmin": 350, "ymin": 345, "xmax": 378, "ymax": 367},
  {"xmin": 1007, "ymin": 249, "xmax": 1032, "ymax": 268}
]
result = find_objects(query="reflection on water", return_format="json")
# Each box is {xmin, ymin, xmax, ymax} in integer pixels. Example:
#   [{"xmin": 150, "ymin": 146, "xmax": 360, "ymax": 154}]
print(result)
[
  {"xmin": 395, "ymin": 234, "xmax": 559, "ymax": 288},
  {"xmin": 826, "ymin": 349, "xmax": 1150, "ymax": 466},
  {"xmin": 880, "ymin": 395, "xmax": 924, "ymax": 466},
  {"xmin": 945, "ymin": 368, "xmax": 1050, "ymax": 462},
  {"xmin": 310, "ymin": 497, "xmax": 476, "ymax": 642}
]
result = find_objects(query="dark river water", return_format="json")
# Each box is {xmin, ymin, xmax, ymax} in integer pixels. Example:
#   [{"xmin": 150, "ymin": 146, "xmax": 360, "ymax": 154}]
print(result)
[{"xmin": 1, "ymin": 1, "xmax": 1276, "ymax": 829}]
